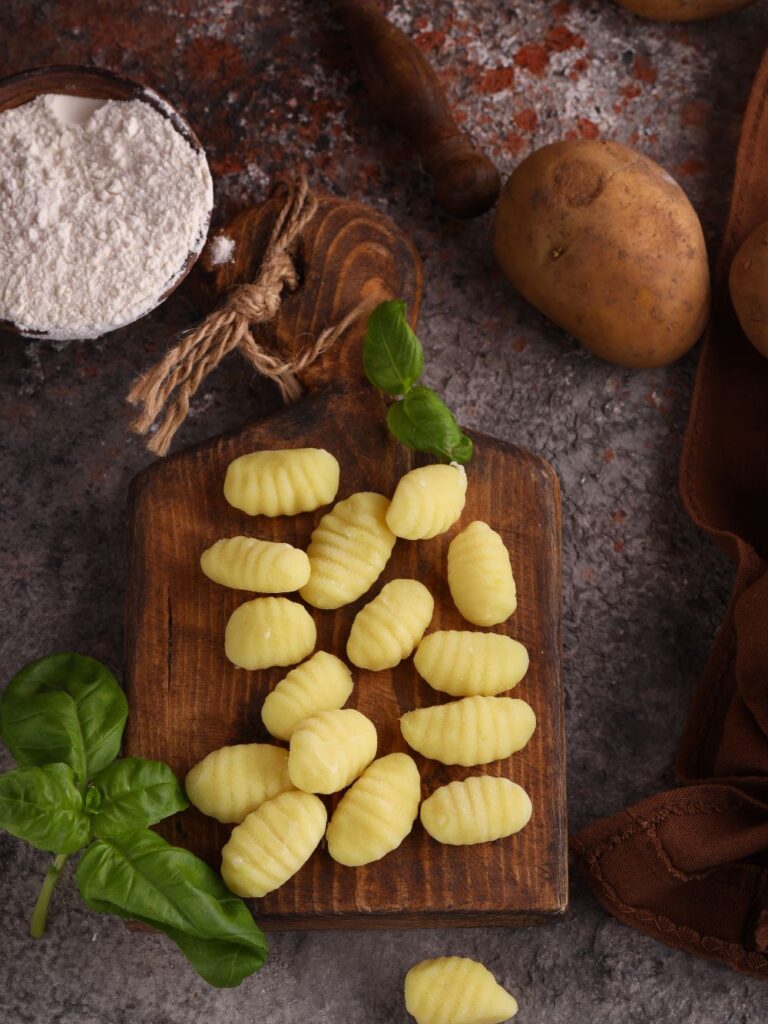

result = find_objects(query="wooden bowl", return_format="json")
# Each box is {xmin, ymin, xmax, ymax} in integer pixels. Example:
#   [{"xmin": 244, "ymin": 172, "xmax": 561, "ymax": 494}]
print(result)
[{"xmin": 0, "ymin": 65, "xmax": 212, "ymax": 339}]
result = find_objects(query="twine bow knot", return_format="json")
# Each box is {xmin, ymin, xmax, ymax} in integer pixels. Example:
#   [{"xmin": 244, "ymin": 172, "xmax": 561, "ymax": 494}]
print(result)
[{"xmin": 127, "ymin": 176, "xmax": 373, "ymax": 457}]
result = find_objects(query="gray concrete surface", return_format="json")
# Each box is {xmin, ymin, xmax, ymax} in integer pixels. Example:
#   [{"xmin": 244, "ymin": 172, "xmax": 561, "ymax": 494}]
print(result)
[{"xmin": 1, "ymin": 0, "xmax": 768, "ymax": 1021}]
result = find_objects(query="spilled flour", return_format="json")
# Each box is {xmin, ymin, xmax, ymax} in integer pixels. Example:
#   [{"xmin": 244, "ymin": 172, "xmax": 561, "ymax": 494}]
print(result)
[{"xmin": 0, "ymin": 93, "xmax": 213, "ymax": 340}]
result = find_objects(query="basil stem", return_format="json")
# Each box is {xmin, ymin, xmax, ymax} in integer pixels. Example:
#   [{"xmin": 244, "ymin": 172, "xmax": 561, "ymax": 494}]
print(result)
[{"xmin": 30, "ymin": 852, "xmax": 69, "ymax": 939}]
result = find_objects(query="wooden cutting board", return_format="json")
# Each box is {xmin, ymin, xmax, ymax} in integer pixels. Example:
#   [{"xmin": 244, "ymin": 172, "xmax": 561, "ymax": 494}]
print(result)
[{"xmin": 123, "ymin": 195, "xmax": 567, "ymax": 929}]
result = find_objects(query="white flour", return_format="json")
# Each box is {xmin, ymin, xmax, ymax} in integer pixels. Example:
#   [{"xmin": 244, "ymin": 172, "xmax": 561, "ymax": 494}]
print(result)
[{"xmin": 0, "ymin": 93, "xmax": 213, "ymax": 340}]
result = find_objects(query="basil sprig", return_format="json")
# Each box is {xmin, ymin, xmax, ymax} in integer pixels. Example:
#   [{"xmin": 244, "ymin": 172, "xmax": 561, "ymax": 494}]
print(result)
[
  {"xmin": 0, "ymin": 653, "xmax": 268, "ymax": 988},
  {"xmin": 363, "ymin": 300, "xmax": 473, "ymax": 464}
]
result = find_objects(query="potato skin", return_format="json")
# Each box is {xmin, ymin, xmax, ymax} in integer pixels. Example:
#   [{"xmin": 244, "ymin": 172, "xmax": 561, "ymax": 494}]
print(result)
[
  {"xmin": 493, "ymin": 140, "xmax": 710, "ymax": 368},
  {"xmin": 729, "ymin": 221, "xmax": 768, "ymax": 359},
  {"xmin": 614, "ymin": 0, "xmax": 756, "ymax": 20}
]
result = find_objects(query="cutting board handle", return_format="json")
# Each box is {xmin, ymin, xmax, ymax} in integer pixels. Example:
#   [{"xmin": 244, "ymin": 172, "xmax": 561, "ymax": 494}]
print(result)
[{"xmin": 210, "ymin": 194, "xmax": 424, "ymax": 396}]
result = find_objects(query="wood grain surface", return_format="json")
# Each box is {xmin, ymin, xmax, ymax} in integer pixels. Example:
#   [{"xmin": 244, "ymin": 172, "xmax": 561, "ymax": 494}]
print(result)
[{"xmin": 124, "ymin": 196, "xmax": 566, "ymax": 929}]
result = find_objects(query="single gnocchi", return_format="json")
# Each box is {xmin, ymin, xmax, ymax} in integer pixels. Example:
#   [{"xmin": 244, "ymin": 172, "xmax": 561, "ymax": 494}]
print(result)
[
  {"xmin": 448, "ymin": 521, "xmax": 516, "ymax": 626},
  {"xmin": 404, "ymin": 956, "xmax": 519, "ymax": 1024},
  {"xmin": 185, "ymin": 743, "xmax": 294, "ymax": 823},
  {"xmin": 386, "ymin": 463, "xmax": 467, "ymax": 540},
  {"xmin": 224, "ymin": 597, "xmax": 316, "ymax": 670},
  {"xmin": 288, "ymin": 708, "xmax": 377, "ymax": 794},
  {"xmin": 261, "ymin": 651, "xmax": 354, "ymax": 741},
  {"xmin": 414, "ymin": 630, "xmax": 528, "ymax": 697},
  {"xmin": 346, "ymin": 579, "xmax": 434, "ymax": 671},
  {"xmin": 223, "ymin": 447, "xmax": 340, "ymax": 517},
  {"xmin": 400, "ymin": 695, "xmax": 536, "ymax": 766},
  {"xmin": 220, "ymin": 790, "xmax": 326, "ymax": 898},
  {"xmin": 200, "ymin": 536, "xmax": 311, "ymax": 592},
  {"xmin": 420, "ymin": 777, "xmax": 532, "ymax": 846},
  {"xmin": 326, "ymin": 753, "xmax": 421, "ymax": 866},
  {"xmin": 300, "ymin": 492, "xmax": 396, "ymax": 609}
]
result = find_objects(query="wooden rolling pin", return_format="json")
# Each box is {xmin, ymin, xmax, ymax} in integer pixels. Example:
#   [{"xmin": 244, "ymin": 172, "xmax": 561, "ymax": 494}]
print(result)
[{"xmin": 331, "ymin": 0, "xmax": 501, "ymax": 218}]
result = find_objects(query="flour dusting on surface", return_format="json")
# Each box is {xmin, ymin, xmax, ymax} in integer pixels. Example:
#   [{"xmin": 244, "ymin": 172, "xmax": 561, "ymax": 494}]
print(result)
[{"xmin": 0, "ymin": 93, "xmax": 213, "ymax": 340}]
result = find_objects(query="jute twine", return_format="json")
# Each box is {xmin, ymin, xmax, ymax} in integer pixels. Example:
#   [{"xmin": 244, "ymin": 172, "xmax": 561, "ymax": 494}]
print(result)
[{"xmin": 127, "ymin": 176, "xmax": 375, "ymax": 456}]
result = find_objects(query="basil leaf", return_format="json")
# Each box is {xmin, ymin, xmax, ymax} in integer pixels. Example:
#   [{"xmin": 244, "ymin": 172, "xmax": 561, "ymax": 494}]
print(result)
[
  {"xmin": 0, "ymin": 763, "xmax": 91, "ymax": 853},
  {"xmin": 76, "ymin": 830, "xmax": 268, "ymax": 988},
  {"xmin": 386, "ymin": 386, "xmax": 474, "ymax": 464},
  {"xmin": 1, "ymin": 654, "xmax": 128, "ymax": 783},
  {"xmin": 363, "ymin": 299, "xmax": 424, "ymax": 395},
  {"xmin": 87, "ymin": 758, "xmax": 189, "ymax": 838}
]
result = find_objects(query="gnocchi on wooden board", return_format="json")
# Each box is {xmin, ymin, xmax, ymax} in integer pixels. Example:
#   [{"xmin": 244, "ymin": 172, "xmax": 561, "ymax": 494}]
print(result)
[{"xmin": 192, "ymin": 445, "xmax": 537, "ymax": 952}]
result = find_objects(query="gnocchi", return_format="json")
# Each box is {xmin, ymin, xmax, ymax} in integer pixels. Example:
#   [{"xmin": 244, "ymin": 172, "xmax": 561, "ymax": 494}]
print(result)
[
  {"xmin": 404, "ymin": 956, "xmax": 519, "ymax": 1024},
  {"xmin": 448, "ymin": 521, "xmax": 516, "ymax": 626},
  {"xmin": 347, "ymin": 579, "xmax": 434, "ymax": 671},
  {"xmin": 261, "ymin": 651, "xmax": 354, "ymax": 741},
  {"xmin": 326, "ymin": 753, "xmax": 421, "ymax": 866},
  {"xmin": 300, "ymin": 492, "xmax": 396, "ymax": 609},
  {"xmin": 220, "ymin": 790, "xmax": 326, "ymax": 898},
  {"xmin": 200, "ymin": 536, "xmax": 311, "ymax": 592},
  {"xmin": 420, "ymin": 777, "xmax": 532, "ymax": 846},
  {"xmin": 414, "ymin": 630, "xmax": 528, "ymax": 697},
  {"xmin": 386, "ymin": 463, "xmax": 467, "ymax": 540},
  {"xmin": 224, "ymin": 597, "xmax": 316, "ymax": 670},
  {"xmin": 223, "ymin": 447, "xmax": 340, "ymax": 517},
  {"xmin": 400, "ymin": 695, "xmax": 536, "ymax": 766},
  {"xmin": 185, "ymin": 743, "xmax": 294, "ymax": 823},
  {"xmin": 288, "ymin": 708, "xmax": 377, "ymax": 794}
]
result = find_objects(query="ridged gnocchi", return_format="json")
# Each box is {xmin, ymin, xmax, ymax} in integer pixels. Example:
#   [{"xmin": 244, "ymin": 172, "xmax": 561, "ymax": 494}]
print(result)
[
  {"xmin": 347, "ymin": 579, "xmax": 434, "ymax": 671},
  {"xmin": 414, "ymin": 631, "xmax": 529, "ymax": 696},
  {"xmin": 386, "ymin": 463, "xmax": 467, "ymax": 540},
  {"xmin": 220, "ymin": 790, "xmax": 326, "ymax": 898},
  {"xmin": 404, "ymin": 956, "xmax": 519, "ymax": 1024},
  {"xmin": 326, "ymin": 753, "xmax": 421, "ymax": 866},
  {"xmin": 224, "ymin": 597, "xmax": 316, "ymax": 670},
  {"xmin": 400, "ymin": 696, "xmax": 536, "ymax": 766},
  {"xmin": 420, "ymin": 777, "xmax": 532, "ymax": 846},
  {"xmin": 261, "ymin": 651, "xmax": 354, "ymax": 741},
  {"xmin": 223, "ymin": 447, "xmax": 340, "ymax": 517},
  {"xmin": 300, "ymin": 492, "xmax": 396, "ymax": 609},
  {"xmin": 288, "ymin": 708, "xmax": 377, "ymax": 794},
  {"xmin": 200, "ymin": 536, "xmax": 311, "ymax": 592},
  {"xmin": 448, "ymin": 521, "xmax": 516, "ymax": 626},
  {"xmin": 185, "ymin": 743, "xmax": 294, "ymax": 823}
]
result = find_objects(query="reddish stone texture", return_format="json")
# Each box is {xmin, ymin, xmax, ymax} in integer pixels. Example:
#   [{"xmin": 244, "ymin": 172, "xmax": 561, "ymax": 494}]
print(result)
[
  {"xmin": 477, "ymin": 66, "xmax": 516, "ymax": 94},
  {"xmin": 514, "ymin": 108, "xmax": 538, "ymax": 132},
  {"xmin": 514, "ymin": 42, "xmax": 550, "ymax": 76},
  {"xmin": 632, "ymin": 55, "xmax": 658, "ymax": 84}
]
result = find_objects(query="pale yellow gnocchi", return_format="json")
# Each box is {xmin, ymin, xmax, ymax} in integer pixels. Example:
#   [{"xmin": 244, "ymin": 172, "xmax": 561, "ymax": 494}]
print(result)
[
  {"xmin": 185, "ymin": 743, "xmax": 294, "ymax": 824},
  {"xmin": 224, "ymin": 597, "xmax": 316, "ymax": 670},
  {"xmin": 223, "ymin": 447, "xmax": 340, "ymax": 517},
  {"xmin": 400, "ymin": 695, "xmax": 536, "ymax": 766},
  {"xmin": 414, "ymin": 630, "xmax": 528, "ymax": 697},
  {"xmin": 326, "ymin": 753, "xmax": 421, "ymax": 866},
  {"xmin": 200, "ymin": 536, "xmax": 311, "ymax": 592},
  {"xmin": 346, "ymin": 579, "xmax": 434, "ymax": 671},
  {"xmin": 220, "ymin": 790, "xmax": 326, "ymax": 898},
  {"xmin": 261, "ymin": 651, "xmax": 354, "ymax": 741},
  {"xmin": 386, "ymin": 463, "xmax": 467, "ymax": 540},
  {"xmin": 448, "ymin": 521, "xmax": 516, "ymax": 626},
  {"xmin": 404, "ymin": 956, "xmax": 519, "ymax": 1024},
  {"xmin": 419, "ymin": 777, "xmax": 532, "ymax": 847},
  {"xmin": 288, "ymin": 708, "xmax": 377, "ymax": 794},
  {"xmin": 300, "ymin": 492, "xmax": 396, "ymax": 609}
]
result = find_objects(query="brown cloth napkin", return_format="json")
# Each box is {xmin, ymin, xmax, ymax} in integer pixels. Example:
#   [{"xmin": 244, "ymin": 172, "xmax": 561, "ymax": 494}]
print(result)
[{"xmin": 572, "ymin": 52, "xmax": 768, "ymax": 978}]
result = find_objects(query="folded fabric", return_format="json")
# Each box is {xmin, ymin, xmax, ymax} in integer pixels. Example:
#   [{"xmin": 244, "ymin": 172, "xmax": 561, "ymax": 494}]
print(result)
[{"xmin": 572, "ymin": 48, "xmax": 768, "ymax": 978}]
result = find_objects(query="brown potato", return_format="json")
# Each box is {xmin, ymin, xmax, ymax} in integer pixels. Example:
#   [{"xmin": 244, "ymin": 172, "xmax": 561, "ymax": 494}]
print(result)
[
  {"xmin": 729, "ymin": 221, "xmax": 768, "ymax": 359},
  {"xmin": 492, "ymin": 139, "xmax": 710, "ymax": 369},
  {"xmin": 614, "ymin": 0, "xmax": 756, "ymax": 20}
]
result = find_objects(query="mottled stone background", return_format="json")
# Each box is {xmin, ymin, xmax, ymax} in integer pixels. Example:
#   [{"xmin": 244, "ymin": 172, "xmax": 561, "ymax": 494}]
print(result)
[{"xmin": 1, "ymin": 1, "xmax": 767, "ymax": 1021}]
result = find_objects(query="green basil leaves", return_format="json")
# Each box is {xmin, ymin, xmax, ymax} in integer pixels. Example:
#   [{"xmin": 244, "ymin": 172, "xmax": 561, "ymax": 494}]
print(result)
[
  {"xmin": 0, "ymin": 653, "xmax": 268, "ymax": 988},
  {"xmin": 0, "ymin": 764, "xmax": 91, "ymax": 853},
  {"xmin": 77, "ymin": 831, "xmax": 269, "ymax": 989},
  {"xmin": 1, "ymin": 653, "xmax": 128, "ymax": 783},
  {"xmin": 363, "ymin": 300, "xmax": 473, "ymax": 464}
]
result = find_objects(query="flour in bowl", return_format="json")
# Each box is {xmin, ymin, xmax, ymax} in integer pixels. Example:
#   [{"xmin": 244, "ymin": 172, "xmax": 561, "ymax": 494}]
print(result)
[{"xmin": 0, "ymin": 93, "xmax": 213, "ymax": 340}]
